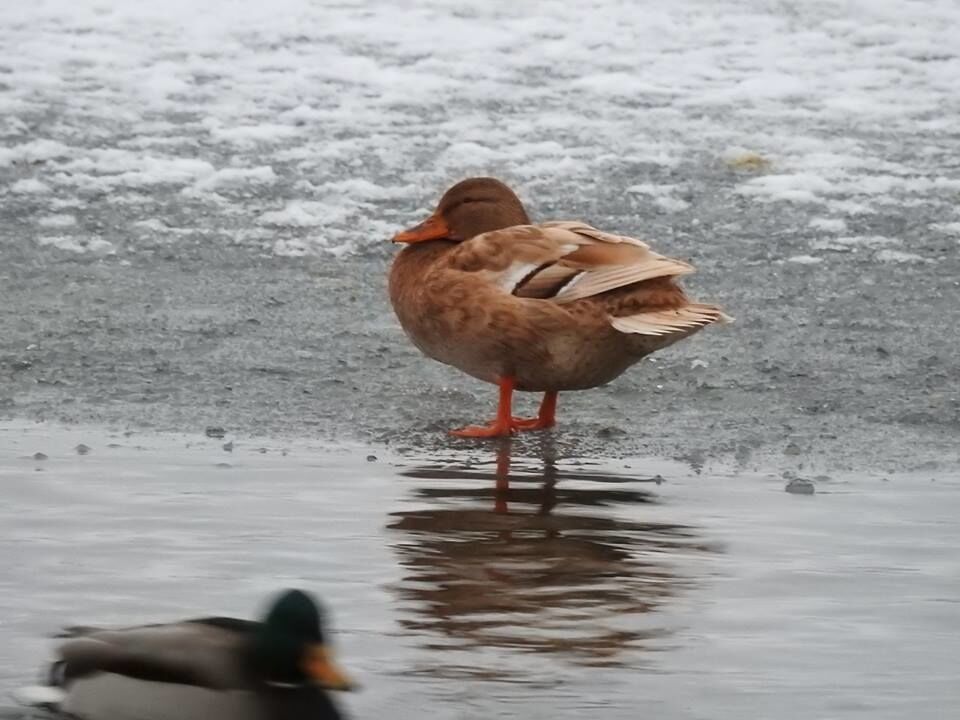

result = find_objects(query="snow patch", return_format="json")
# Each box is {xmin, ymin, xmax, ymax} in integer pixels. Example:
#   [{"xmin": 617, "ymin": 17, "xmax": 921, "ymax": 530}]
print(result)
[
  {"xmin": 259, "ymin": 201, "xmax": 337, "ymax": 228},
  {"xmin": 38, "ymin": 236, "xmax": 116, "ymax": 256},
  {"xmin": 207, "ymin": 123, "xmax": 300, "ymax": 145},
  {"xmin": 57, "ymin": 152, "xmax": 217, "ymax": 189},
  {"xmin": 786, "ymin": 255, "xmax": 823, "ymax": 265},
  {"xmin": 655, "ymin": 196, "xmax": 690, "ymax": 212},
  {"xmin": 193, "ymin": 166, "xmax": 278, "ymax": 192},
  {"xmin": 737, "ymin": 174, "xmax": 834, "ymax": 203},
  {"xmin": 695, "ymin": 73, "xmax": 809, "ymax": 105},
  {"xmin": 875, "ymin": 249, "xmax": 929, "ymax": 264},
  {"xmin": 37, "ymin": 214, "xmax": 77, "ymax": 228},
  {"xmin": 627, "ymin": 183, "xmax": 690, "ymax": 212},
  {"xmin": 930, "ymin": 222, "xmax": 960, "ymax": 237},
  {"xmin": 10, "ymin": 178, "xmax": 51, "ymax": 194},
  {"xmin": 809, "ymin": 217, "xmax": 848, "ymax": 233},
  {"xmin": 827, "ymin": 199, "xmax": 875, "ymax": 215},
  {"xmin": 812, "ymin": 235, "xmax": 900, "ymax": 252},
  {"xmin": 0, "ymin": 139, "xmax": 72, "ymax": 167}
]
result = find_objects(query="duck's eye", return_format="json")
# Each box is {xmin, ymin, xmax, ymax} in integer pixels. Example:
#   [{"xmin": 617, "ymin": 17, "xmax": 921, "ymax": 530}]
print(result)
[{"xmin": 451, "ymin": 196, "xmax": 492, "ymax": 210}]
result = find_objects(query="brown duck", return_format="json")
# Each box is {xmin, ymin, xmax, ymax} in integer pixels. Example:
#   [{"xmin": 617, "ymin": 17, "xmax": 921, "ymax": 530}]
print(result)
[{"xmin": 389, "ymin": 177, "xmax": 730, "ymax": 438}]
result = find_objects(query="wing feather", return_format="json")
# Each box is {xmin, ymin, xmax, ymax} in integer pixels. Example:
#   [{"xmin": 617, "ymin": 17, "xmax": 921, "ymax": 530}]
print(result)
[
  {"xmin": 610, "ymin": 304, "xmax": 732, "ymax": 336},
  {"xmin": 446, "ymin": 221, "xmax": 728, "ymax": 336},
  {"xmin": 453, "ymin": 221, "xmax": 694, "ymax": 303},
  {"xmin": 55, "ymin": 622, "xmax": 245, "ymax": 689}
]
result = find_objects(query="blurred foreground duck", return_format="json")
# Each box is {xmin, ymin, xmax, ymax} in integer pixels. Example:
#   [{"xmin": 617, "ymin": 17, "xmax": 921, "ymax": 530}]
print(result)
[
  {"xmin": 11, "ymin": 589, "xmax": 353, "ymax": 720},
  {"xmin": 389, "ymin": 177, "xmax": 730, "ymax": 438}
]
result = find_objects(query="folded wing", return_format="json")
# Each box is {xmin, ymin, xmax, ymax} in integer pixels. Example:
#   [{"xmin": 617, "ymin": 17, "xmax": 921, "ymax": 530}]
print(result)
[{"xmin": 449, "ymin": 221, "xmax": 729, "ymax": 336}]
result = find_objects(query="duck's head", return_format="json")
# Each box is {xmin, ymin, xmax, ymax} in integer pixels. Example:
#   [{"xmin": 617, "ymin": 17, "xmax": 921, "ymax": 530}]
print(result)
[
  {"xmin": 392, "ymin": 177, "xmax": 530, "ymax": 244},
  {"xmin": 252, "ymin": 589, "xmax": 354, "ymax": 692}
]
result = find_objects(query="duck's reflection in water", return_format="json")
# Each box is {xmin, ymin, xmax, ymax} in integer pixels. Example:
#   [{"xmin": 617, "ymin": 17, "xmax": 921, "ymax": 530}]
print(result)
[{"xmin": 387, "ymin": 439, "xmax": 717, "ymax": 675}]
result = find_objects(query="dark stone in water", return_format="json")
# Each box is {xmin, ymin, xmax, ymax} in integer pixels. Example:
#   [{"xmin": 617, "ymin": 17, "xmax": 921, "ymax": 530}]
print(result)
[
  {"xmin": 205, "ymin": 426, "xmax": 226, "ymax": 438},
  {"xmin": 366, "ymin": 454, "xmax": 377, "ymax": 462},
  {"xmin": 75, "ymin": 443, "xmax": 91, "ymax": 455},
  {"xmin": 33, "ymin": 452, "xmax": 48, "ymax": 461},
  {"xmin": 785, "ymin": 477, "xmax": 816, "ymax": 495},
  {"xmin": 222, "ymin": 441, "xmax": 234, "ymax": 452}
]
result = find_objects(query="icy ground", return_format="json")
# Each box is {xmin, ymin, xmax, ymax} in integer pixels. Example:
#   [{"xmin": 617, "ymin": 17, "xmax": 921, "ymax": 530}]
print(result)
[{"xmin": 1, "ymin": 0, "xmax": 959, "ymax": 468}]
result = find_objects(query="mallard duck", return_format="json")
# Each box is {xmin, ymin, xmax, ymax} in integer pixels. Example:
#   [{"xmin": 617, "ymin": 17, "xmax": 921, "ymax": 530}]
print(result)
[
  {"xmin": 388, "ymin": 177, "xmax": 730, "ymax": 438},
  {"xmin": 12, "ymin": 589, "xmax": 354, "ymax": 720}
]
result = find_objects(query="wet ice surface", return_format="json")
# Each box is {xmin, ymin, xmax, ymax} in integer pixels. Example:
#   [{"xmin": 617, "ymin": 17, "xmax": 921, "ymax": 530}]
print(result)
[{"xmin": 2, "ymin": 423, "xmax": 960, "ymax": 720}]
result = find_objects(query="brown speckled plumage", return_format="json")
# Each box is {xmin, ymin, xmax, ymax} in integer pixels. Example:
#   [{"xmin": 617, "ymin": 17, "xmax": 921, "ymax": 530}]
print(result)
[{"xmin": 388, "ymin": 177, "xmax": 730, "ymax": 436}]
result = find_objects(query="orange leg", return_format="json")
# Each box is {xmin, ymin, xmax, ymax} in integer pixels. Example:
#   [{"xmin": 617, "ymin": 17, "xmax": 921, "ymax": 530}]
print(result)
[
  {"xmin": 450, "ymin": 378, "xmax": 517, "ymax": 438},
  {"xmin": 512, "ymin": 391, "xmax": 558, "ymax": 431}
]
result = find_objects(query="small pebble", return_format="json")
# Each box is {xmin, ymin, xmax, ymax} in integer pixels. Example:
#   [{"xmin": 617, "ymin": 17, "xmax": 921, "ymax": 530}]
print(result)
[
  {"xmin": 12, "ymin": 360, "xmax": 32, "ymax": 371},
  {"xmin": 366, "ymin": 454, "xmax": 377, "ymax": 462},
  {"xmin": 785, "ymin": 478, "xmax": 815, "ymax": 495},
  {"xmin": 75, "ymin": 444, "xmax": 91, "ymax": 455},
  {"xmin": 33, "ymin": 452, "xmax": 48, "ymax": 461},
  {"xmin": 215, "ymin": 462, "xmax": 232, "ymax": 468},
  {"xmin": 205, "ymin": 426, "xmax": 226, "ymax": 439},
  {"xmin": 784, "ymin": 442, "xmax": 802, "ymax": 456},
  {"xmin": 222, "ymin": 441, "xmax": 234, "ymax": 452}
]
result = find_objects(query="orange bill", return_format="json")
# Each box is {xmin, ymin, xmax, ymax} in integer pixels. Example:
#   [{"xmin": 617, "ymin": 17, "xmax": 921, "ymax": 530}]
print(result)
[
  {"xmin": 391, "ymin": 212, "xmax": 450, "ymax": 243},
  {"xmin": 303, "ymin": 644, "xmax": 356, "ymax": 691}
]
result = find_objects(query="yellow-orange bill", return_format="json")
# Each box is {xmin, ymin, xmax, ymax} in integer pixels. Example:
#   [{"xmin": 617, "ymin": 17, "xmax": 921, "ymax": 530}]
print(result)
[
  {"xmin": 391, "ymin": 213, "xmax": 450, "ymax": 243},
  {"xmin": 304, "ymin": 645, "xmax": 356, "ymax": 691}
]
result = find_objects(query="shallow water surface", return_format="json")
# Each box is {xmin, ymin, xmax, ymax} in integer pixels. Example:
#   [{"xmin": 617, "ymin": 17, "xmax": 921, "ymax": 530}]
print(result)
[{"xmin": 1, "ymin": 423, "xmax": 959, "ymax": 719}]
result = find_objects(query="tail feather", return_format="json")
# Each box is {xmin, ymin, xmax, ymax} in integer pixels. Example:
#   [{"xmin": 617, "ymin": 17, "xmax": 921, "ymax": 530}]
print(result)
[{"xmin": 610, "ymin": 303, "xmax": 731, "ymax": 336}]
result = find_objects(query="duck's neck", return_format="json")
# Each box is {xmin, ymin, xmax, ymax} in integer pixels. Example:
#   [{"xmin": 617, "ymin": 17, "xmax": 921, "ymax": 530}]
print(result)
[{"xmin": 389, "ymin": 240, "xmax": 457, "ymax": 303}]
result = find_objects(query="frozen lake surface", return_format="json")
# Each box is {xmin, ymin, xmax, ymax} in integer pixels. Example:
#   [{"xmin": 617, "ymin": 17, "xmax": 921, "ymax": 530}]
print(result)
[{"xmin": 1, "ymin": 422, "xmax": 959, "ymax": 720}]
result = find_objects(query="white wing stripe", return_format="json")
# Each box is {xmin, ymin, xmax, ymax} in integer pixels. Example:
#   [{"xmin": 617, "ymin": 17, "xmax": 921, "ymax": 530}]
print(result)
[{"xmin": 498, "ymin": 262, "xmax": 542, "ymax": 293}]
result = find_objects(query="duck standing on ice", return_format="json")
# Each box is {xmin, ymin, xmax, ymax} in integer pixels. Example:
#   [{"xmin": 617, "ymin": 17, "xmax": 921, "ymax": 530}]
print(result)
[{"xmin": 389, "ymin": 177, "xmax": 730, "ymax": 438}]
